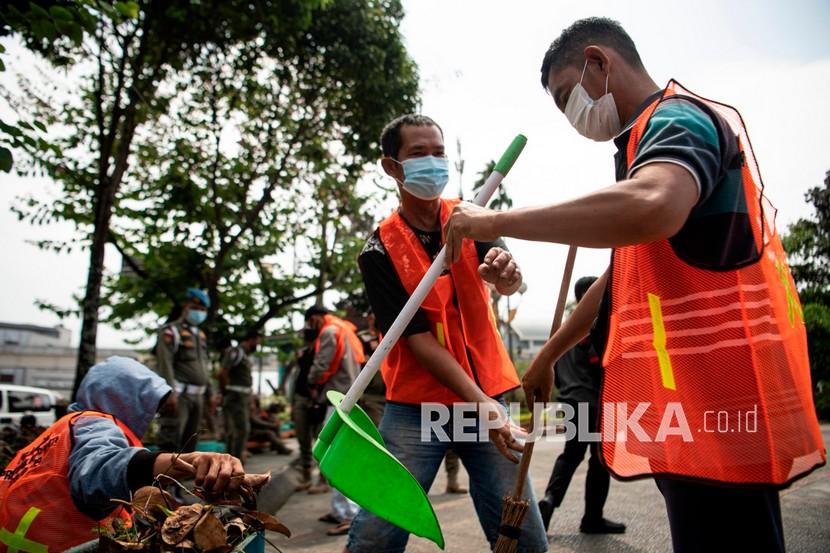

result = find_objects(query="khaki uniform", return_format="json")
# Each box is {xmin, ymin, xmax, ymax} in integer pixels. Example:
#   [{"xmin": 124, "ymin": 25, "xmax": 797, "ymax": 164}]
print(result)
[
  {"xmin": 154, "ymin": 321, "xmax": 211, "ymax": 452},
  {"xmin": 221, "ymin": 345, "xmax": 252, "ymax": 459}
]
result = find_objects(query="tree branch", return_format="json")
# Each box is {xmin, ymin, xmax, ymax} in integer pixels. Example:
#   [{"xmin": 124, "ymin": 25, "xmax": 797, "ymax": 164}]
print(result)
[
  {"xmin": 250, "ymin": 286, "xmax": 329, "ymax": 331},
  {"xmin": 107, "ymin": 230, "xmax": 179, "ymax": 305}
]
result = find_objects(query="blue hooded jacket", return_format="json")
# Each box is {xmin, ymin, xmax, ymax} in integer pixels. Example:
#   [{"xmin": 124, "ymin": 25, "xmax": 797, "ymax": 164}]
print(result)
[{"xmin": 67, "ymin": 356, "xmax": 171, "ymax": 519}]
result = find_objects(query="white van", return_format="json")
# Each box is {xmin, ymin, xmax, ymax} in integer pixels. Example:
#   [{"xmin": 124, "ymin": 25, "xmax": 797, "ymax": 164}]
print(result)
[{"xmin": 0, "ymin": 384, "xmax": 62, "ymax": 429}]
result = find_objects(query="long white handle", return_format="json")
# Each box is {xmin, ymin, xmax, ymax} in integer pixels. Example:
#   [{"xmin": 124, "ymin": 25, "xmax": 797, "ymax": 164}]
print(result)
[{"xmin": 340, "ymin": 169, "xmax": 509, "ymax": 413}]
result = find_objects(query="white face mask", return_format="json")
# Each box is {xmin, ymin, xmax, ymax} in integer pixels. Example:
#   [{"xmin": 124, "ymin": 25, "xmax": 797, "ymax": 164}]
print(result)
[{"xmin": 564, "ymin": 61, "xmax": 621, "ymax": 142}]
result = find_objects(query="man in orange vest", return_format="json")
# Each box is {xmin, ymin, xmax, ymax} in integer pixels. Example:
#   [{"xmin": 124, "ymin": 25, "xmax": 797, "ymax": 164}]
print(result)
[
  {"xmin": 345, "ymin": 114, "xmax": 548, "ymax": 553},
  {"xmin": 443, "ymin": 17, "xmax": 825, "ymax": 553},
  {"xmin": 0, "ymin": 356, "xmax": 247, "ymax": 551},
  {"xmin": 304, "ymin": 306, "xmax": 365, "ymax": 535}
]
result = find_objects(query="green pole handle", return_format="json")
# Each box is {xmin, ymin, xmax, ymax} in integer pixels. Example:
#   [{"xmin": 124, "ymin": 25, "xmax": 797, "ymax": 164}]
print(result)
[{"xmin": 493, "ymin": 134, "xmax": 527, "ymax": 175}]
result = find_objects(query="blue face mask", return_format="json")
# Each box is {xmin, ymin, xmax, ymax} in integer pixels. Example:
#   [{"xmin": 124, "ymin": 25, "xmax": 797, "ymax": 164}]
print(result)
[
  {"xmin": 397, "ymin": 155, "xmax": 450, "ymax": 200},
  {"xmin": 186, "ymin": 310, "xmax": 207, "ymax": 326}
]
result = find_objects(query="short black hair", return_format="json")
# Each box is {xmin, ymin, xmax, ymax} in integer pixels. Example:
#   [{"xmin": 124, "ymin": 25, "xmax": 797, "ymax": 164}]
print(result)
[
  {"xmin": 304, "ymin": 305, "xmax": 329, "ymax": 320},
  {"xmin": 540, "ymin": 17, "xmax": 644, "ymax": 89},
  {"xmin": 380, "ymin": 114, "xmax": 443, "ymax": 159},
  {"xmin": 574, "ymin": 276, "xmax": 599, "ymax": 302}
]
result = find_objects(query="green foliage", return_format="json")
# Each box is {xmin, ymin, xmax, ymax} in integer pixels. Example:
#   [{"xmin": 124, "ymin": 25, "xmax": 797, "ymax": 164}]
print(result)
[
  {"xmin": 782, "ymin": 172, "xmax": 830, "ymax": 306},
  {"xmin": 471, "ymin": 159, "xmax": 513, "ymax": 211},
  {"xmin": 782, "ymin": 170, "xmax": 830, "ymax": 419},
  {"xmin": 6, "ymin": 0, "xmax": 418, "ymax": 350},
  {"xmin": 0, "ymin": 42, "xmax": 56, "ymax": 172},
  {"xmin": 803, "ymin": 303, "xmax": 830, "ymax": 420}
]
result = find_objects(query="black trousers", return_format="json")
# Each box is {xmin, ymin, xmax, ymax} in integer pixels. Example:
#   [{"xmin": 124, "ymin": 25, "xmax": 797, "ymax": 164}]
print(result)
[
  {"xmin": 655, "ymin": 477, "xmax": 785, "ymax": 553},
  {"xmin": 542, "ymin": 400, "xmax": 609, "ymax": 522}
]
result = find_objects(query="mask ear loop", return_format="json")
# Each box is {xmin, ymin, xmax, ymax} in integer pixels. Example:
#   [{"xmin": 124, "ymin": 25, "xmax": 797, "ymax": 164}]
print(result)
[{"xmin": 581, "ymin": 59, "xmax": 610, "ymax": 95}]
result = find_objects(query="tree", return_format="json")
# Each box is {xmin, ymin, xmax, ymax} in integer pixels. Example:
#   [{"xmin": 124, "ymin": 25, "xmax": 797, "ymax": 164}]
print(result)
[
  {"xmin": 0, "ymin": 5, "xmax": 72, "ymax": 172},
  {"xmin": 5, "ymin": 1, "xmax": 417, "ymax": 368},
  {"xmin": 471, "ymin": 159, "xmax": 513, "ymax": 211},
  {"xmin": 1, "ymin": 0, "xmax": 339, "ymax": 397},
  {"xmin": 782, "ymin": 170, "xmax": 830, "ymax": 419}
]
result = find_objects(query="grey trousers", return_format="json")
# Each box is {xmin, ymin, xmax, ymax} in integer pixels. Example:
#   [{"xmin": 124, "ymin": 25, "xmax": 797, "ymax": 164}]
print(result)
[
  {"xmin": 223, "ymin": 391, "xmax": 251, "ymax": 459},
  {"xmin": 292, "ymin": 395, "xmax": 324, "ymax": 470},
  {"xmin": 359, "ymin": 394, "xmax": 386, "ymax": 427},
  {"xmin": 445, "ymin": 449, "xmax": 461, "ymax": 481},
  {"xmin": 158, "ymin": 392, "xmax": 204, "ymax": 453}
]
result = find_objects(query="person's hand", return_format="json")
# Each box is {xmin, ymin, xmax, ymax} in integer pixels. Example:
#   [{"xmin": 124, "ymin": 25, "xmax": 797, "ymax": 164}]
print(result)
[
  {"xmin": 478, "ymin": 247, "xmax": 521, "ymax": 295},
  {"xmin": 177, "ymin": 452, "xmax": 245, "ymax": 494},
  {"xmin": 480, "ymin": 399, "xmax": 524, "ymax": 464},
  {"xmin": 160, "ymin": 391, "xmax": 179, "ymax": 416},
  {"xmin": 444, "ymin": 202, "xmax": 499, "ymax": 265},
  {"xmin": 522, "ymin": 350, "xmax": 556, "ymax": 407}
]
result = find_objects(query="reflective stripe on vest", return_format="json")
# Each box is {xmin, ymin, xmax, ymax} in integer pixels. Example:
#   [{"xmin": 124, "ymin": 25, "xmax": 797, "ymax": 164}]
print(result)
[
  {"xmin": 377, "ymin": 198, "xmax": 520, "ymax": 404},
  {"xmin": 600, "ymin": 79, "xmax": 825, "ymax": 486},
  {"xmin": 313, "ymin": 315, "xmax": 365, "ymax": 386},
  {"xmin": 0, "ymin": 411, "xmax": 141, "ymax": 551}
]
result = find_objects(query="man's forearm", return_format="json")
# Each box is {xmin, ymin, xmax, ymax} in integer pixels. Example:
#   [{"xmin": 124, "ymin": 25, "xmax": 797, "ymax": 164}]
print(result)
[
  {"xmin": 492, "ymin": 166, "xmax": 697, "ymax": 247},
  {"xmin": 407, "ymin": 332, "xmax": 488, "ymax": 403},
  {"xmin": 537, "ymin": 271, "xmax": 607, "ymax": 366}
]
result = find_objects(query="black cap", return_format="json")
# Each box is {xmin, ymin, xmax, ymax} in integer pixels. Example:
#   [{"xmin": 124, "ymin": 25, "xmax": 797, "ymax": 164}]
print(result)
[{"xmin": 574, "ymin": 276, "xmax": 599, "ymax": 302}]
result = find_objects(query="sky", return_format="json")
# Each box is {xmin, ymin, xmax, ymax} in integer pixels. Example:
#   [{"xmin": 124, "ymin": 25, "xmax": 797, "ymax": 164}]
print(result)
[{"xmin": 1, "ymin": 0, "xmax": 829, "ymax": 347}]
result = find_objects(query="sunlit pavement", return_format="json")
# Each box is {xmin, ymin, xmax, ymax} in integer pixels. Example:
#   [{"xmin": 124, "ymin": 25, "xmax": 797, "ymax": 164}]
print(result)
[{"xmin": 247, "ymin": 424, "xmax": 830, "ymax": 553}]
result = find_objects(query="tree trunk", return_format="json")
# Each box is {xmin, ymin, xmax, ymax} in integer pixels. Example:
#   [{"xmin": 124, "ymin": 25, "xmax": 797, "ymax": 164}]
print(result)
[
  {"xmin": 72, "ymin": 178, "xmax": 118, "ymax": 399},
  {"xmin": 315, "ymin": 209, "xmax": 330, "ymax": 306}
]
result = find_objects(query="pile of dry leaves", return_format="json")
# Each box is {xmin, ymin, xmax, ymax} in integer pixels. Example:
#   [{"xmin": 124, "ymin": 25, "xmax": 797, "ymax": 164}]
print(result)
[{"xmin": 99, "ymin": 471, "xmax": 291, "ymax": 552}]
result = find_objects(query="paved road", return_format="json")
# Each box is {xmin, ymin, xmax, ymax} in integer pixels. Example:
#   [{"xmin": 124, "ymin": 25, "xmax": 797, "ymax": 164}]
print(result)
[{"xmin": 249, "ymin": 425, "xmax": 830, "ymax": 552}]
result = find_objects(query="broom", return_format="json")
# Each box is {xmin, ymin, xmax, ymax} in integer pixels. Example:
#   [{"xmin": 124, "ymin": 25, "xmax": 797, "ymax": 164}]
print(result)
[{"xmin": 493, "ymin": 245, "xmax": 578, "ymax": 553}]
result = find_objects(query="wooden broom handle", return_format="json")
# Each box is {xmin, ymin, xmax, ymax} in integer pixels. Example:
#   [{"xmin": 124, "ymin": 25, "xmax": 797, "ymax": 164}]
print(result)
[{"xmin": 511, "ymin": 245, "xmax": 578, "ymax": 499}]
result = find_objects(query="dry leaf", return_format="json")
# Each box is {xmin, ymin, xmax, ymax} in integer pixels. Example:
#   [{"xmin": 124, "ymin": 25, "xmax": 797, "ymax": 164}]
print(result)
[
  {"xmin": 243, "ymin": 472, "xmax": 271, "ymax": 490},
  {"xmin": 243, "ymin": 511, "xmax": 291, "ymax": 537},
  {"xmin": 133, "ymin": 486, "xmax": 179, "ymax": 515},
  {"xmin": 162, "ymin": 504, "xmax": 204, "ymax": 545},
  {"xmin": 115, "ymin": 540, "xmax": 146, "ymax": 550},
  {"xmin": 193, "ymin": 511, "xmax": 227, "ymax": 551},
  {"xmin": 224, "ymin": 517, "xmax": 247, "ymax": 541}
]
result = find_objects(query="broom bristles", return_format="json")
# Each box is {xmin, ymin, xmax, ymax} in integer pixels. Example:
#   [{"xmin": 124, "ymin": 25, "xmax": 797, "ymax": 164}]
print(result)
[{"xmin": 492, "ymin": 496, "xmax": 530, "ymax": 553}]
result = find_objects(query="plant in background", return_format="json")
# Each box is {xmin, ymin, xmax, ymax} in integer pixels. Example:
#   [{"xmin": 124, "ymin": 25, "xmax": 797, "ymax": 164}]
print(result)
[{"xmin": 783, "ymin": 170, "xmax": 830, "ymax": 420}]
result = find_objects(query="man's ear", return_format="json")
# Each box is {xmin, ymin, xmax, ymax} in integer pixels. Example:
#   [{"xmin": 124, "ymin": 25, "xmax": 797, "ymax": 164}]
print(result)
[
  {"xmin": 381, "ymin": 157, "xmax": 402, "ymax": 180},
  {"xmin": 583, "ymin": 45, "xmax": 612, "ymax": 75}
]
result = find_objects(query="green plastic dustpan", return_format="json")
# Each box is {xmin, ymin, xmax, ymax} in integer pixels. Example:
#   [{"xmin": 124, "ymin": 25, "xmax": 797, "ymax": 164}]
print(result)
[
  {"xmin": 314, "ymin": 391, "xmax": 444, "ymax": 547},
  {"xmin": 313, "ymin": 135, "xmax": 528, "ymax": 550}
]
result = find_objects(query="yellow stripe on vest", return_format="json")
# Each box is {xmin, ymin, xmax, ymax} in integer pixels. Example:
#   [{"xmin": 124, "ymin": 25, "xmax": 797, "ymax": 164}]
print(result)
[
  {"xmin": 0, "ymin": 507, "xmax": 47, "ymax": 553},
  {"xmin": 775, "ymin": 259, "xmax": 803, "ymax": 328},
  {"xmin": 435, "ymin": 323, "xmax": 446, "ymax": 347},
  {"xmin": 647, "ymin": 293, "xmax": 676, "ymax": 391}
]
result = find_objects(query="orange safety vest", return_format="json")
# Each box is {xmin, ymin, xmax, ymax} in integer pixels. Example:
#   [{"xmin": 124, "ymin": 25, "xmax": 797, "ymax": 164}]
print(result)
[
  {"xmin": 378, "ymin": 198, "xmax": 520, "ymax": 404},
  {"xmin": 600, "ymin": 80, "xmax": 826, "ymax": 486},
  {"xmin": 313, "ymin": 314, "xmax": 366, "ymax": 386},
  {"xmin": 0, "ymin": 411, "xmax": 140, "ymax": 551}
]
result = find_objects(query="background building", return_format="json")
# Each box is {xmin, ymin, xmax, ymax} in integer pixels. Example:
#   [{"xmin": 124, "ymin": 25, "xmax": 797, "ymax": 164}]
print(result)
[{"xmin": 0, "ymin": 321, "xmax": 141, "ymax": 397}]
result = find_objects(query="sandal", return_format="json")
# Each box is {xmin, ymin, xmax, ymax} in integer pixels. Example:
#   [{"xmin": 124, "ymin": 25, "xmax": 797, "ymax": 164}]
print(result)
[
  {"xmin": 326, "ymin": 520, "xmax": 351, "ymax": 536},
  {"xmin": 318, "ymin": 513, "xmax": 339, "ymax": 524}
]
